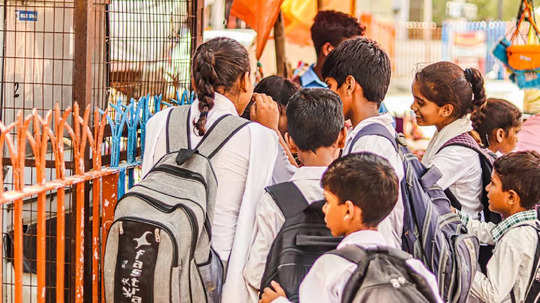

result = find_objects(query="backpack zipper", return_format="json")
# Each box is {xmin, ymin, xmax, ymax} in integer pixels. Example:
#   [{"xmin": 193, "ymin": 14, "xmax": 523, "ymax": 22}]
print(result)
[
  {"xmin": 130, "ymin": 183, "xmax": 212, "ymax": 238},
  {"xmin": 149, "ymin": 164, "xmax": 207, "ymax": 191},
  {"xmin": 113, "ymin": 216, "xmax": 180, "ymax": 266},
  {"xmin": 147, "ymin": 164, "xmax": 211, "ymax": 237},
  {"xmin": 118, "ymin": 192, "xmax": 199, "ymax": 260}
]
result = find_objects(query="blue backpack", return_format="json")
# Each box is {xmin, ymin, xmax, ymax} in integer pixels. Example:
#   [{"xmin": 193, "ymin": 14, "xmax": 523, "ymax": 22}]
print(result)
[{"xmin": 350, "ymin": 123, "xmax": 479, "ymax": 303}]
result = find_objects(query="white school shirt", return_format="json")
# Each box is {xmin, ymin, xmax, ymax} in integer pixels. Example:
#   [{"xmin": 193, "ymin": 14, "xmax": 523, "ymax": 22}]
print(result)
[
  {"xmin": 342, "ymin": 113, "xmax": 404, "ymax": 248},
  {"xmin": 272, "ymin": 230, "xmax": 443, "ymax": 303},
  {"xmin": 141, "ymin": 93, "xmax": 278, "ymax": 262},
  {"xmin": 422, "ymin": 117, "xmax": 483, "ymax": 217},
  {"xmin": 461, "ymin": 212, "xmax": 538, "ymax": 303},
  {"xmin": 242, "ymin": 166, "xmax": 327, "ymax": 302}
]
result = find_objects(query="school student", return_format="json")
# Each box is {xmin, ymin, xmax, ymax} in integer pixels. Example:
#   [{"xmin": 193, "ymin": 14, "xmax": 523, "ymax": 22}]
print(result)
[
  {"xmin": 321, "ymin": 37, "xmax": 403, "ymax": 248},
  {"xmin": 293, "ymin": 10, "xmax": 365, "ymax": 88},
  {"xmin": 260, "ymin": 153, "xmax": 442, "ymax": 303},
  {"xmin": 458, "ymin": 151, "xmax": 540, "ymax": 302},
  {"xmin": 471, "ymin": 98, "xmax": 522, "ymax": 156},
  {"xmin": 242, "ymin": 75, "xmax": 300, "ymax": 183},
  {"xmin": 140, "ymin": 37, "xmax": 280, "ymax": 300},
  {"xmin": 242, "ymin": 88, "xmax": 346, "ymax": 302},
  {"xmin": 410, "ymin": 61, "xmax": 487, "ymax": 218}
]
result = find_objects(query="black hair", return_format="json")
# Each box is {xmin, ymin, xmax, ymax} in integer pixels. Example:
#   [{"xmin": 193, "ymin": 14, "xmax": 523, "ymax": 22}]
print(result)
[
  {"xmin": 414, "ymin": 61, "xmax": 486, "ymax": 119},
  {"xmin": 321, "ymin": 37, "xmax": 391, "ymax": 106},
  {"xmin": 286, "ymin": 88, "xmax": 344, "ymax": 152},
  {"xmin": 311, "ymin": 10, "xmax": 366, "ymax": 57},
  {"xmin": 471, "ymin": 98, "xmax": 522, "ymax": 147},
  {"xmin": 321, "ymin": 152, "xmax": 399, "ymax": 227},
  {"xmin": 241, "ymin": 75, "xmax": 299, "ymax": 119},
  {"xmin": 192, "ymin": 37, "xmax": 250, "ymax": 135},
  {"xmin": 494, "ymin": 151, "xmax": 540, "ymax": 210}
]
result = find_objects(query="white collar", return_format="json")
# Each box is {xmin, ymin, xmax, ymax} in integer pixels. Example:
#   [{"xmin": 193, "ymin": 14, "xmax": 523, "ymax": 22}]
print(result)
[
  {"xmin": 422, "ymin": 116, "xmax": 472, "ymax": 165},
  {"xmin": 337, "ymin": 230, "xmax": 387, "ymax": 249},
  {"xmin": 192, "ymin": 92, "xmax": 239, "ymax": 117},
  {"xmin": 290, "ymin": 166, "xmax": 327, "ymax": 182}
]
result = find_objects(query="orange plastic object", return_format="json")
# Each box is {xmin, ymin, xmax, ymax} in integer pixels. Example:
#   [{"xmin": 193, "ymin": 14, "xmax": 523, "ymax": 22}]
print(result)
[
  {"xmin": 507, "ymin": 44, "xmax": 540, "ymax": 70},
  {"xmin": 231, "ymin": 0, "xmax": 284, "ymax": 59}
]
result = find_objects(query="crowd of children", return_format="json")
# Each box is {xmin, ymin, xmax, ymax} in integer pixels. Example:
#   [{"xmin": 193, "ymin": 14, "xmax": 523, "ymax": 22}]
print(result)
[{"xmin": 135, "ymin": 10, "xmax": 540, "ymax": 303}]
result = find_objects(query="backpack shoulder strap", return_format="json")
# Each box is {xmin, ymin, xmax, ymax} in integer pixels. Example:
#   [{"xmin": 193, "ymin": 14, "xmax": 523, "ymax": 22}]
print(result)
[
  {"xmin": 265, "ymin": 182, "xmax": 309, "ymax": 219},
  {"xmin": 193, "ymin": 115, "xmax": 251, "ymax": 159},
  {"xmin": 166, "ymin": 105, "xmax": 191, "ymax": 153},
  {"xmin": 437, "ymin": 132, "xmax": 494, "ymax": 165},
  {"xmin": 326, "ymin": 244, "xmax": 369, "ymax": 264},
  {"xmin": 347, "ymin": 123, "xmax": 398, "ymax": 154}
]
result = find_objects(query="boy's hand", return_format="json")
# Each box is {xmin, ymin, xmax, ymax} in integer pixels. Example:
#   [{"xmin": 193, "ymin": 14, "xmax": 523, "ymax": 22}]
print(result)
[
  {"xmin": 259, "ymin": 281, "xmax": 286, "ymax": 303},
  {"xmin": 250, "ymin": 93, "xmax": 279, "ymax": 132}
]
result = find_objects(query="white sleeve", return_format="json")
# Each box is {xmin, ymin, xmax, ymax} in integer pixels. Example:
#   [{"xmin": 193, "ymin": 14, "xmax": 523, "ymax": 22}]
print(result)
[
  {"xmin": 298, "ymin": 255, "xmax": 356, "ymax": 303},
  {"xmin": 471, "ymin": 228, "xmax": 537, "ymax": 303},
  {"xmin": 406, "ymin": 259, "xmax": 444, "ymax": 303},
  {"xmin": 428, "ymin": 146, "xmax": 478, "ymax": 190},
  {"xmin": 141, "ymin": 108, "xmax": 172, "ymax": 176},
  {"xmin": 243, "ymin": 193, "xmax": 286, "ymax": 301},
  {"xmin": 272, "ymin": 143, "xmax": 297, "ymax": 185}
]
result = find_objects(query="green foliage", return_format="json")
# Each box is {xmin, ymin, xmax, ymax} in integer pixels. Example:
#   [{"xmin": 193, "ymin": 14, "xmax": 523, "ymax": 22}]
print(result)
[{"xmin": 431, "ymin": 0, "xmax": 522, "ymax": 24}]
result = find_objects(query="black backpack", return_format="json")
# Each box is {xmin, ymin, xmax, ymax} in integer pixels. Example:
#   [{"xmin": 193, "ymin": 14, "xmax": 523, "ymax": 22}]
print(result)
[
  {"xmin": 259, "ymin": 182, "xmax": 341, "ymax": 302},
  {"xmin": 328, "ymin": 245, "xmax": 440, "ymax": 303},
  {"xmin": 438, "ymin": 132, "xmax": 501, "ymax": 224}
]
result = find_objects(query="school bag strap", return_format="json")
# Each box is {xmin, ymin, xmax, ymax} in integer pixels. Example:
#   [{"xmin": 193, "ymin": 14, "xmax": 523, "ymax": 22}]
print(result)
[
  {"xmin": 165, "ymin": 105, "xmax": 251, "ymax": 165},
  {"xmin": 436, "ymin": 132, "xmax": 495, "ymax": 163},
  {"xmin": 436, "ymin": 132, "xmax": 498, "ymax": 221},
  {"xmin": 347, "ymin": 123, "xmax": 398, "ymax": 154},
  {"xmin": 265, "ymin": 182, "xmax": 309, "ymax": 219}
]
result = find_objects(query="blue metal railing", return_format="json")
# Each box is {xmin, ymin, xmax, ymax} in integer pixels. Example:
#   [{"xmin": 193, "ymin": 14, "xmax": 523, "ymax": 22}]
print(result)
[{"xmin": 103, "ymin": 89, "xmax": 195, "ymax": 198}]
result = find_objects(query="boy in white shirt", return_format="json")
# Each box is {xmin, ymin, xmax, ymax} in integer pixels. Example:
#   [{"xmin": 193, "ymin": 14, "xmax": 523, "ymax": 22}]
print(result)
[
  {"xmin": 242, "ymin": 88, "xmax": 347, "ymax": 302},
  {"xmin": 321, "ymin": 37, "xmax": 404, "ymax": 248},
  {"xmin": 260, "ymin": 153, "xmax": 442, "ymax": 303},
  {"xmin": 458, "ymin": 151, "xmax": 540, "ymax": 302}
]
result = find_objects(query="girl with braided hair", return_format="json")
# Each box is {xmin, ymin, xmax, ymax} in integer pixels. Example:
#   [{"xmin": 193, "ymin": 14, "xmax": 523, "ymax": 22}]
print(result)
[
  {"xmin": 142, "ymin": 37, "xmax": 281, "ymax": 301},
  {"xmin": 411, "ymin": 61, "xmax": 487, "ymax": 218}
]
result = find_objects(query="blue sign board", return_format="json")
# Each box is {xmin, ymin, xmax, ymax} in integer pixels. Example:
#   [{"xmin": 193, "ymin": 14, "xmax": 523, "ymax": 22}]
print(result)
[{"xmin": 16, "ymin": 10, "xmax": 38, "ymax": 22}]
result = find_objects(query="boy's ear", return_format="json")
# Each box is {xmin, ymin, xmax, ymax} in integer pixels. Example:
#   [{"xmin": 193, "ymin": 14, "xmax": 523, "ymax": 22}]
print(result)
[
  {"xmin": 344, "ymin": 200, "xmax": 355, "ymax": 221},
  {"xmin": 344, "ymin": 75, "xmax": 358, "ymax": 97},
  {"xmin": 507, "ymin": 189, "xmax": 521, "ymax": 208},
  {"xmin": 336, "ymin": 127, "xmax": 347, "ymax": 149},
  {"xmin": 321, "ymin": 42, "xmax": 335, "ymax": 57},
  {"xmin": 285, "ymin": 132, "xmax": 298, "ymax": 154}
]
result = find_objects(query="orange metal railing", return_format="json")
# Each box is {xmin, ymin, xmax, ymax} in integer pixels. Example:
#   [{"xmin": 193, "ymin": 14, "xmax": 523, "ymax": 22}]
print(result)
[{"xmin": 0, "ymin": 104, "xmax": 119, "ymax": 303}]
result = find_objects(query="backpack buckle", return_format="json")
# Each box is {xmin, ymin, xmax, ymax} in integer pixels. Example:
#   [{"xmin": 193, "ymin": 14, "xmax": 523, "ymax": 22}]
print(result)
[{"xmin": 176, "ymin": 148, "xmax": 196, "ymax": 165}]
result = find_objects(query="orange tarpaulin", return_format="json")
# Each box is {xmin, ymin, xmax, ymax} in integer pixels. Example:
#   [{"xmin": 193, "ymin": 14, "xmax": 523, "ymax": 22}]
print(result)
[
  {"xmin": 281, "ymin": 0, "xmax": 355, "ymax": 46},
  {"xmin": 231, "ymin": 0, "xmax": 284, "ymax": 59},
  {"xmin": 231, "ymin": 0, "xmax": 355, "ymax": 58}
]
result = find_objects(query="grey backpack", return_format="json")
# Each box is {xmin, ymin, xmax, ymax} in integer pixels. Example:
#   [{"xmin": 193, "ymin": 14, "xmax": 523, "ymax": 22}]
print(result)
[
  {"xmin": 329, "ymin": 245, "xmax": 440, "ymax": 303},
  {"xmin": 104, "ymin": 106, "xmax": 250, "ymax": 303}
]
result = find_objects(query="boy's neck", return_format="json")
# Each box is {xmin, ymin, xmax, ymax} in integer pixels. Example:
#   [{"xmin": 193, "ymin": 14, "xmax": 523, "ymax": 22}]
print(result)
[
  {"xmin": 297, "ymin": 146, "xmax": 339, "ymax": 167},
  {"xmin": 350, "ymin": 99, "xmax": 380, "ymax": 127},
  {"xmin": 500, "ymin": 206, "xmax": 529, "ymax": 220},
  {"xmin": 343, "ymin": 226, "xmax": 378, "ymax": 236},
  {"xmin": 313, "ymin": 58, "xmax": 325, "ymax": 82}
]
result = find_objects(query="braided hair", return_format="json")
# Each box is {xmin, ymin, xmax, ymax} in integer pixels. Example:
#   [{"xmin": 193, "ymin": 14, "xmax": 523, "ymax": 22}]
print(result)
[{"xmin": 192, "ymin": 37, "xmax": 250, "ymax": 135}]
